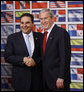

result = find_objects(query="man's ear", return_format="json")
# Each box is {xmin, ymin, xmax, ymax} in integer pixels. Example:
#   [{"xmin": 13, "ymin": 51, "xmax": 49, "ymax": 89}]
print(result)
[{"xmin": 52, "ymin": 16, "xmax": 54, "ymax": 22}]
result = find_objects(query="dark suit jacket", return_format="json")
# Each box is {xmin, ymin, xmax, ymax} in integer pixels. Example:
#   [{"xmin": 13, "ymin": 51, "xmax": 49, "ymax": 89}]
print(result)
[
  {"xmin": 41, "ymin": 24, "xmax": 71, "ymax": 90},
  {"xmin": 5, "ymin": 31, "xmax": 43, "ymax": 91}
]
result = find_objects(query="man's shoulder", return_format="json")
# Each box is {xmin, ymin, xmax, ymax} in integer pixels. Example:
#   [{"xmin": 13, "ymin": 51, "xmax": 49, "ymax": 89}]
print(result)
[
  {"xmin": 33, "ymin": 31, "xmax": 43, "ymax": 35},
  {"xmin": 55, "ymin": 25, "xmax": 69, "ymax": 34},
  {"xmin": 55, "ymin": 25, "xmax": 66, "ymax": 32},
  {"xmin": 8, "ymin": 31, "xmax": 21, "ymax": 38},
  {"xmin": 33, "ymin": 32, "xmax": 44, "ymax": 37}
]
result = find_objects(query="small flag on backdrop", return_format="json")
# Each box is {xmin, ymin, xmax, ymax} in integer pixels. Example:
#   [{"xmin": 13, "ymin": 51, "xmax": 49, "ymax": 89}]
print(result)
[
  {"xmin": 32, "ymin": 10, "xmax": 40, "ymax": 22},
  {"xmin": 49, "ymin": 1, "xmax": 66, "ymax": 8},
  {"xmin": 15, "ymin": 1, "xmax": 30, "ymax": 9},
  {"xmin": 53, "ymin": 10, "xmax": 66, "ymax": 22},
  {"xmin": 71, "ymin": 53, "xmax": 83, "ymax": 66},
  {"xmin": 68, "ymin": 9, "xmax": 83, "ymax": 22},
  {"xmin": 1, "ymin": 64, "xmax": 12, "ymax": 76},
  {"xmin": 34, "ymin": 24, "xmax": 43, "ymax": 33},
  {"xmin": 1, "ymin": 78, "xmax": 12, "ymax": 89},
  {"xmin": 71, "ymin": 68, "xmax": 83, "ymax": 81},
  {"xmin": 15, "ymin": 11, "xmax": 30, "ymax": 22},
  {"xmin": 71, "ymin": 39, "xmax": 83, "ymax": 52},
  {"xmin": 68, "ymin": 1, "xmax": 83, "ymax": 8},
  {"xmin": 1, "ymin": 1, "xmax": 13, "ymax": 10},
  {"xmin": 1, "ymin": 25, "xmax": 14, "ymax": 36},
  {"xmin": 68, "ymin": 24, "xmax": 83, "ymax": 37},
  {"xmin": 32, "ymin": 1, "xmax": 47, "ymax": 9},
  {"xmin": 16, "ymin": 25, "xmax": 20, "ymax": 32},
  {"xmin": 70, "ymin": 83, "xmax": 83, "ymax": 91},
  {"xmin": 1, "ymin": 12, "xmax": 13, "ymax": 23},
  {"xmin": 57, "ymin": 24, "xmax": 66, "ymax": 29},
  {"xmin": 1, "ymin": 38, "xmax": 7, "ymax": 50}
]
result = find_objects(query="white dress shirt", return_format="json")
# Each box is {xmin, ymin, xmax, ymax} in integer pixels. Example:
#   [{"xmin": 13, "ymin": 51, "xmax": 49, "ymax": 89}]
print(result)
[
  {"xmin": 22, "ymin": 31, "xmax": 35, "ymax": 57},
  {"xmin": 46, "ymin": 23, "xmax": 55, "ymax": 40}
]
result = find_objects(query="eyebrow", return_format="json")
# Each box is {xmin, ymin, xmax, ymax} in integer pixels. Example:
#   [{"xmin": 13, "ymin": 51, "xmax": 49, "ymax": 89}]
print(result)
[
  {"xmin": 40, "ymin": 16, "xmax": 49, "ymax": 19},
  {"xmin": 20, "ymin": 21, "xmax": 31, "ymax": 23}
]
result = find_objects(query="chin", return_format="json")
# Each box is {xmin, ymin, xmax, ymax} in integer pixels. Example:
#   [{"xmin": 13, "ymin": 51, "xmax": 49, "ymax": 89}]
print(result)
[
  {"xmin": 44, "ymin": 26, "xmax": 48, "ymax": 29},
  {"xmin": 45, "ymin": 27, "xmax": 48, "ymax": 30}
]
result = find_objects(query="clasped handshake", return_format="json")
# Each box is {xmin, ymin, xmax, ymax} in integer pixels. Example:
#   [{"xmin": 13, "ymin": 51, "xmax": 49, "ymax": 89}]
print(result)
[{"xmin": 23, "ymin": 57, "xmax": 36, "ymax": 67}]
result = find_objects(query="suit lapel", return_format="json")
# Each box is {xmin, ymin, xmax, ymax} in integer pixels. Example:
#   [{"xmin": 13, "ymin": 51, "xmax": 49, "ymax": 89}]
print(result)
[
  {"xmin": 19, "ymin": 32, "xmax": 39, "ymax": 57},
  {"xmin": 45, "ymin": 24, "xmax": 58, "ymax": 55},
  {"xmin": 32, "ymin": 32, "xmax": 38, "ymax": 57},
  {"xmin": 19, "ymin": 32, "xmax": 29, "ymax": 55}
]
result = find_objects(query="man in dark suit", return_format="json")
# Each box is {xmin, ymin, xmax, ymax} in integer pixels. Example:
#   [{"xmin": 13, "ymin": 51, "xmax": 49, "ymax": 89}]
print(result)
[
  {"xmin": 5, "ymin": 13, "xmax": 43, "ymax": 91},
  {"xmin": 39, "ymin": 8, "xmax": 71, "ymax": 91}
]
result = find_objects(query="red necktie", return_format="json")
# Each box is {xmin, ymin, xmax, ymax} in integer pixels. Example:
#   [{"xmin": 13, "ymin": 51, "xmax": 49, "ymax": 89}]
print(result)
[{"xmin": 43, "ymin": 32, "xmax": 48, "ymax": 55}]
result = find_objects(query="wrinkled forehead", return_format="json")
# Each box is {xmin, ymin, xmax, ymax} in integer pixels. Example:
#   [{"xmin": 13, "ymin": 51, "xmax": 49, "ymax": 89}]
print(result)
[{"xmin": 40, "ymin": 12, "xmax": 50, "ymax": 18}]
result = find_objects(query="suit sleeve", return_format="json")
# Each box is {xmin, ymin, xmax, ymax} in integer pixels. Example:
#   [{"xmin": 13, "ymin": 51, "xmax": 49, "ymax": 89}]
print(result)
[
  {"xmin": 33, "ymin": 33, "xmax": 44, "ymax": 65},
  {"xmin": 4, "ymin": 35, "xmax": 25, "ymax": 67},
  {"xmin": 58, "ymin": 29, "xmax": 71, "ymax": 79}
]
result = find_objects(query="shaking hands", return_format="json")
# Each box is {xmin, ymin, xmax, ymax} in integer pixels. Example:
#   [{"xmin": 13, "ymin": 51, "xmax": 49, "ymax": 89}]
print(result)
[{"xmin": 23, "ymin": 57, "xmax": 36, "ymax": 67}]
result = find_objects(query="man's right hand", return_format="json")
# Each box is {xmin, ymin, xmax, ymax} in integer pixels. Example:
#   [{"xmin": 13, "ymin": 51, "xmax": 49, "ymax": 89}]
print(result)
[{"xmin": 23, "ymin": 57, "xmax": 36, "ymax": 67}]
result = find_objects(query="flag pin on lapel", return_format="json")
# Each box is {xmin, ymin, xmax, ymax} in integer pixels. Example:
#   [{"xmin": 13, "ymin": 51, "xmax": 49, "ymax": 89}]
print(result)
[
  {"xmin": 35, "ymin": 37, "xmax": 38, "ymax": 40},
  {"xmin": 50, "ymin": 37, "xmax": 53, "ymax": 39}
]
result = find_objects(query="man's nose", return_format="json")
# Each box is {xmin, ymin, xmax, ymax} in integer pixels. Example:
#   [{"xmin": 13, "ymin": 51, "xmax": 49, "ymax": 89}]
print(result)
[
  {"xmin": 42, "ymin": 19, "xmax": 46, "ymax": 23},
  {"xmin": 23, "ymin": 23, "xmax": 27, "ymax": 26}
]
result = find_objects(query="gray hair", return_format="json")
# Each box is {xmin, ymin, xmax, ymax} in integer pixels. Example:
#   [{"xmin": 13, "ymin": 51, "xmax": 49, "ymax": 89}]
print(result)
[{"xmin": 40, "ymin": 8, "xmax": 54, "ymax": 18}]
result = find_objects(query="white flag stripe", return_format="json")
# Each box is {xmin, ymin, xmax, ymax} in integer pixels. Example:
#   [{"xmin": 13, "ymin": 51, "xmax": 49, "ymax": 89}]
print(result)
[
  {"xmin": 69, "ymin": 25, "xmax": 77, "ymax": 30},
  {"xmin": 69, "ymin": 13, "xmax": 83, "ymax": 18},
  {"xmin": 77, "ymin": 74, "xmax": 83, "ymax": 80},
  {"xmin": 71, "ymin": 68, "xmax": 77, "ymax": 74},
  {"xmin": 37, "ymin": 1, "xmax": 47, "ymax": 3},
  {"xmin": 71, "ymin": 57, "xmax": 83, "ymax": 62}
]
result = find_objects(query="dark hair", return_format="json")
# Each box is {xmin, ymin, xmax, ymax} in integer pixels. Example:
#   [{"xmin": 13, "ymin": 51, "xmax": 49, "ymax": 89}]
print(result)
[{"xmin": 20, "ymin": 13, "xmax": 34, "ymax": 23}]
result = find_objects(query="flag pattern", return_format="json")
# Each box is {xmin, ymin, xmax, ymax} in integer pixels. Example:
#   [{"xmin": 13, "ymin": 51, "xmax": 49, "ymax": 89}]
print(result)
[
  {"xmin": 49, "ymin": 1, "xmax": 66, "ymax": 8},
  {"xmin": 57, "ymin": 24, "xmax": 66, "ymax": 29},
  {"xmin": 71, "ymin": 53, "xmax": 83, "ymax": 66},
  {"xmin": 71, "ymin": 68, "xmax": 83, "ymax": 82},
  {"xmin": 68, "ymin": 24, "xmax": 83, "ymax": 37},
  {"xmin": 16, "ymin": 25, "xmax": 20, "ymax": 32},
  {"xmin": 1, "ymin": 12, "xmax": 13, "ymax": 23},
  {"xmin": 53, "ymin": 10, "xmax": 66, "ymax": 22},
  {"xmin": 70, "ymin": 83, "xmax": 83, "ymax": 91},
  {"xmin": 1, "ymin": 1, "xmax": 13, "ymax": 10},
  {"xmin": 1, "ymin": 1, "xmax": 83, "ymax": 91},
  {"xmin": 71, "ymin": 39, "xmax": 83, "ymax": 52},
  {"xmin": 1, "ymin": 25, "xmax": 14, "ymax": 36},
  {"xmin": 33, "ymin": 24, "xmax": 43, "ymax": 33},
  {"xmin": 32, "ymin": 10, "xmax": 66, "ymax": 22},
  {"xmin": 32, "ymin": 1, "xmax": 47, "ymax": 9},
  {"xmin": 15, "ymin": 1, "xmax": 30, "ymax": 9},
  {"xmin": 68, "ymin": 9, "xmax": 83, "ymax": 22},
  {"xmin": 32, "ymin": 10, "xmax": 40, "ymax": 22},
  {"xmin": 16, "ymin": 24, "xmax": 43, "ymax": 33},
  {"xmin": 1, "ymin": 78, "xmax": 13, "ymax": 90},
  {"xmin": 68, "ymin": 1, "xmax": 83, "ymax": 8},
  {"xmin": 1, "ymin": 64, "xmax": 12, "ymax": 76},
  {"xmin": 15, "ymin": 11, "xmax": 30, "ymax": 22},
  {"xmin": 1, "ymin": 38, "xmax": 7, "ymax": 50}
]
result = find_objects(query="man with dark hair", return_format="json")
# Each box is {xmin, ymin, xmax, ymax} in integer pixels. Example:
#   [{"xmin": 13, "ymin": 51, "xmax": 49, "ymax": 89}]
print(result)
[
  {"xmin": 20, "ymin": 13, "xmax": 34, "ymax": 23},
  {"xmin": 5, "ymin": 13, "xmax": 43, "ymax": 91}
]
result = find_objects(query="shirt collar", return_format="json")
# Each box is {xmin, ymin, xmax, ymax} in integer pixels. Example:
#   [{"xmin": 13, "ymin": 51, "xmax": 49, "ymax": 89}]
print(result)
[
  {"xmin": 46, "ymin": 23, "xmax": 55, "ymax": 34},
  {"xmin": 22, "ymin": 31, "xmax": 33, "ymax": 37}
]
